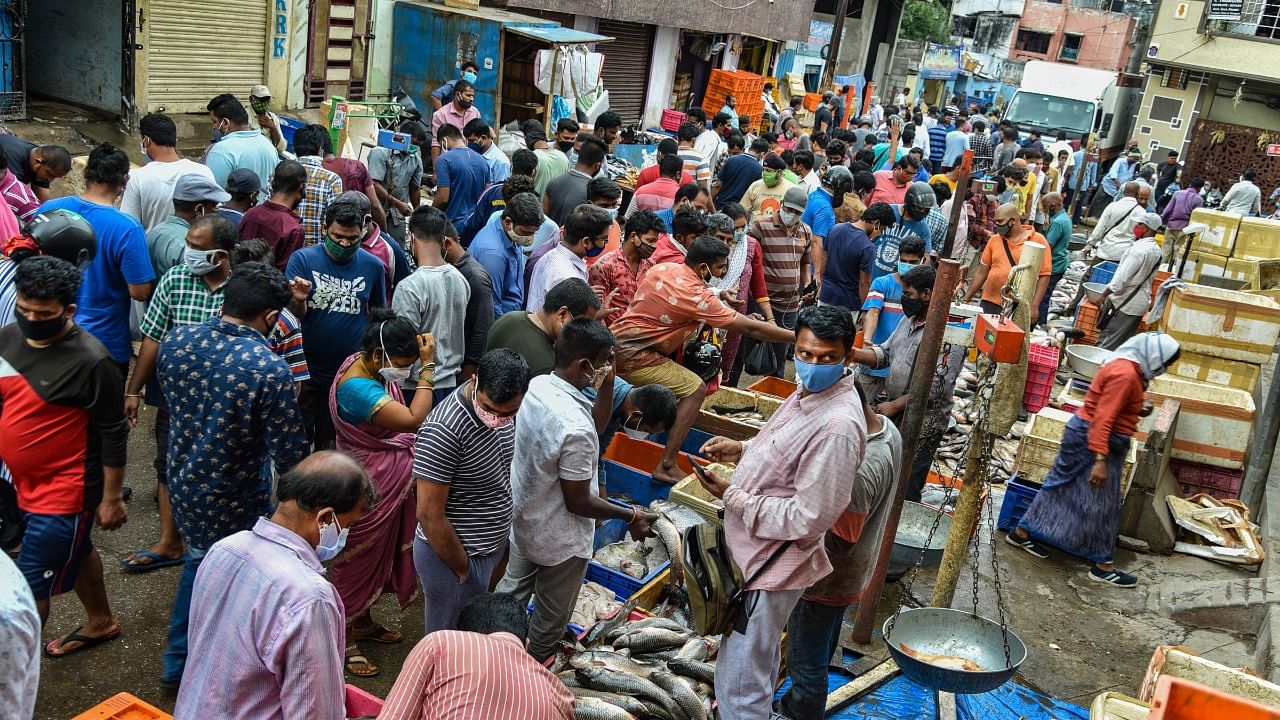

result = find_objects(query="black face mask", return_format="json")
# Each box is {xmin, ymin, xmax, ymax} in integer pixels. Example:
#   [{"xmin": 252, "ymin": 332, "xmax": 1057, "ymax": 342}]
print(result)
[
  {"xmin": 15, "ymin": 312, "xmax": 66, "ymax": 342},
  {"xmin": 556, "ymin": 140, "xmax": 575, "ymax": 153},
  {"xmin": 901, "ymin": 297, "xmax": 927, "ymax": 319}
]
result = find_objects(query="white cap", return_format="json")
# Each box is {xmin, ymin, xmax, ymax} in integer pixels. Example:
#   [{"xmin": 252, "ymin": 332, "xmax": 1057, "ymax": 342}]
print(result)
[{"xmin": 249, "ymin": 84, "xmax": 271, "ymax": 99}]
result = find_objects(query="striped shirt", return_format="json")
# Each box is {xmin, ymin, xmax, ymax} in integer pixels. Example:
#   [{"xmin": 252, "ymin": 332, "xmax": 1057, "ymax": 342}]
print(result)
[
  {"xmin": 379, "ymin": 630, "xmax": 574, "ymax": 720},
  {"xmin": 748, "ymin": 217, "xmax": 813, "ymax": 314},
  {"xmin": 412, "ymin": 385, "xmax": 516, "ymax": 555},
  {"xmin": 297, "ymin": 156, "xmax": 343, "ymax": 247},
  {"xmin": 723, "ymin": 374, "xmax": 867, "ymax": 592},
  {"xmin": 0, "ymin": 168, "xmax": 39, "ymax": 222},
  {"xmin": 676, "ymin": 147, "xmax": 712, "ymax": 188},
  {"xmin": 139, "ymin": 265, "xmax": 225, "ymax": 342},
  {"xmin": 271, "ymin": 309, "xmax": 310, "ymax": 383},
  {"xmin": 0, "ymin": 256, "xmax": 15, "ymax": 329},
  {"xmin": 175, "ymin": 517, "xmax": 345, "ymax": 720}
]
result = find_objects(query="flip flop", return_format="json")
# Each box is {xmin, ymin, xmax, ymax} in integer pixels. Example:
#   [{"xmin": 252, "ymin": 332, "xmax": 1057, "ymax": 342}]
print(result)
[
  {"xmin": 350, "ymin": 623, "xmax": 402, "ymax": 644},
  {"xmin": 344, "ymin": 645, "xmax": 380, "ymax": 677},
  {"xmin": 120, "ymin": 551, "xmax": 183, "ymax": 573},
  {"xmin": 44, "ymin": 625, "xmax": 121, "ymax": 659}
]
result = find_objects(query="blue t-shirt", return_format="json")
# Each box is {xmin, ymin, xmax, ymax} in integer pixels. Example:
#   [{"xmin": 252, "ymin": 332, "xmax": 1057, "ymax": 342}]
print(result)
[
  {"xmin": 860, "ymin": 274, "xmax": 906, "ymax": 378},
  {"xmin": 436, "ymin": 147, "xmax": 491, "ymax": 225},
  {"xmin": 872, "ymin": 206, "xmax": 932, "ymax": 279},
  {"xmin": 801, "ymin": 188, "xmax": 836, "ymax": 239},
  {"xmin": 460, "ymin": 183, "xmax": 506, "ymax": 247},
  {"xmin": 818, "ymin": 222, "xmax": 875, "ymax": 311},
  {"xmin": 285, "ymin": 244, "xmax": 388, "ymax": 384},
  {"xmin": 37, "ymin": 197, "xmax": 155, "ymax": 363},
  {"xmin": 714, "ymin": 154, "xmax": 762, "ymax": 209}
]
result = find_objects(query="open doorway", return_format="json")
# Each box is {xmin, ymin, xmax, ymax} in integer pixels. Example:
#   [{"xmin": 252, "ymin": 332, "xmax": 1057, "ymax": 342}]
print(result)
[{"xmin": 25, "ymin": 0, "xmax": 135, "ymax": 123}]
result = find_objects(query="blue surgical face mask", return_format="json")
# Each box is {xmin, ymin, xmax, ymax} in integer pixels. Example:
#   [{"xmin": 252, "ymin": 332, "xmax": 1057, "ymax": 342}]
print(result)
[
  {"xmin": 183, "ymin": 246, "xmax": 223, "ymax": 276},
  {"xmin": 898, "ymin": 261, "xmax": 917, "ymax": 275},
  {"xmin": 462, "ymin": 71, "xmax": 478, "ymax": 84},
  {"xmin": 794, "ymin": 358, "xmax": 845, "ymax": 394},
  {"xmin": 315, "ymin": 512, "xmax": 348, "ymax": 562}
]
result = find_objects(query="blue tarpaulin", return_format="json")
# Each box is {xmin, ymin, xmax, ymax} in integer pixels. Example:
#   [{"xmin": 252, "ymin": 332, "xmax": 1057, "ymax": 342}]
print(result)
[{"xmin": 776, "ymin": 668, "xmax": 1090, "ymax": 720}]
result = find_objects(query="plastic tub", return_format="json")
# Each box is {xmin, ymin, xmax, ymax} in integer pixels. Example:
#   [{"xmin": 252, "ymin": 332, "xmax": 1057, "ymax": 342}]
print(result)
[
  {"xmin": 996, "ymin": 479, "xmax": 1040, "ymax": 533},
  {"xmin": 72, "ymin": 693, "xmax": 172, "ymax": 720},
  {"xmin": 1089, "ymin": 261, "xmax": 1119, "ymax": 285},
  {"xmin": 345, "ymin": 685, "xmax": 384, "ymax": 717},
  {"xmin": 601, "ymin": 434, "xmax": 708, "ymax": 505},
  {"xmin": 745, "ymin": 375, "xmax": 798, "ymax": 400},
  {"xmin": 651, "ymin": 427, "xmax": 714, "ymax": 459}
]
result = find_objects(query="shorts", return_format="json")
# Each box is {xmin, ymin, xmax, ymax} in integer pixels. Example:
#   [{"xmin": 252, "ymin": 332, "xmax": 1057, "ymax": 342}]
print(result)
[
  {"xmin": 17, "ymin": 510, "xmax": 94, "ymax": 599},
  {"xmin": 622, "ymin": 359, "xmax": 703, "ymax": 399}
]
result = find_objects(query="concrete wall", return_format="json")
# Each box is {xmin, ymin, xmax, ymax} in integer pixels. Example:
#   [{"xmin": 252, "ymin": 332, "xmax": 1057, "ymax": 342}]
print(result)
[
  {"xmin": 1130, "ymin": 68, "xmax": 1206, "ymax": 158},
  {"xmin": 1010, "ymin": 1, "xmax": 1135, "ymax": 72},
  {"xmin": 26, "ymin": 0, "xmax": 122, "ymax": 114},
  {"xmin": 952, "ymin": 0, "xmax": 1024, "ymax": 14},
  {"xmin": 509, "ymin": 0, "xmax": 811, "ymax": 42},
  {"xmin": 643, "ymin": 26, "xmax": 680, "ymax": 128},
  {"xmin": 1148, "ymin": 0, "xmax": 1280, "ymax": 82}
]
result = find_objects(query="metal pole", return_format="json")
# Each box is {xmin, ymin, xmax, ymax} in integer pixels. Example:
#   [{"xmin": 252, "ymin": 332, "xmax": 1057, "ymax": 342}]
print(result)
[
  {"xmin": 1241, "ymin": 343, "xmax": 1280, "ymax": 515},
  {"xmin": 931, "ymin": 243, "xmax": 1045, "ymax": 608},
  {"xmin": 940, "ymin": 151, "xmax": 974, "ymax": 260},
  {"xmin": 821, "ymin": 0, "xmax": 850, "ymax": 90},
  {"xmin": 851, "ymin": 259, "xmax": 962, "ymax": 643}
]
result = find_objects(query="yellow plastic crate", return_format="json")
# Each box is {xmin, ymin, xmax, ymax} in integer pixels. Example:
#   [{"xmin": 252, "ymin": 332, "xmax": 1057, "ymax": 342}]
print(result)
[
  {"xmin": 1167, "ymin": 350, "xmax": 1261, "ymax": 393},
  {"xmin": 1189, "ymin": 208, "xmax": 1242, "ymax": 256},
  {"xmin": 1163, "ymin": 284, "xmax": 1280, "ymax": 364},
  {"xmin": 1234, "ymin": 216, "xmax": 1280, "ymax": 260},
  {"xmin": 671, "ymin": 475, "xmax": 723, "ymax": 526}
]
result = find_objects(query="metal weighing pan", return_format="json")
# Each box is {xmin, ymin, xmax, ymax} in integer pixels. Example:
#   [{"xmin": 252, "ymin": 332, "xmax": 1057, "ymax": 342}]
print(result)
[
  {"xmin": 888, "ymin": 502, "xmax": 954, "ymax": 578},
  {"xmin": 883, "ymin": 607, "xmax": 1027, "ymax": 694}
]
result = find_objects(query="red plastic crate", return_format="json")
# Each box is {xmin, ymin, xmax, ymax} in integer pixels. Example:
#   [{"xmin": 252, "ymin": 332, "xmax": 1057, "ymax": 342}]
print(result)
[
  {"xmin": 660, "ymin": 109, "xmax": 686, "ymax": 132},
  {"xmin": 1149, "ymin": 674, "xmax": 1279, "ymax": 720},
  {"xmin": 1170, "ymin": 460, "xmax": 1243, "ymax": 500},
  {"xmin": 1023, "ymin": 344, "xmax": 1060, "ymax": 413}
]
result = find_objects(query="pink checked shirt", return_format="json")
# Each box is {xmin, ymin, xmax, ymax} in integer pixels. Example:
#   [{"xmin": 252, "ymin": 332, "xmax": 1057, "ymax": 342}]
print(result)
[
  {"xmin": 174, "ymin": 518, "xmax": 346, "ymax": 720},
  {"xmin": 723, "ymin": 373, "xmax": 868, "ymax": 592}
]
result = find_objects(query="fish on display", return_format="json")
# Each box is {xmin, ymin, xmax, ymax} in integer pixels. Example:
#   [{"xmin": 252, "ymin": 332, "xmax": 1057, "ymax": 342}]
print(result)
[
  {"xmin": 576, "ymin": 667, "xmax": 684, "ymax": 719},
  {"xmin": 651, "ymin": 670, "xmax": 709, "ymax": 720},
  {"xmin": 594, "ymin": 540, "xmax": 652, "ymax": 579},
  {"xmin": 898, "ymin": 643, "xmax": 983, "ymax": 671},
  {"xmin": 572, "ymin": 695, "xmax": 641, "ymax": 720},
  {"xmin": 569, "ymin": 687, "xmax": 653, "ymax": 717}
]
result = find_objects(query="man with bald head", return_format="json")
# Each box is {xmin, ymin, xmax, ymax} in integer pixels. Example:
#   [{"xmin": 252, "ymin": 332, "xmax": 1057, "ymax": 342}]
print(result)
[
  {"xmin": 961, "ymin": 202, "xmax": 1053, "ymax": 326},
  {"xmin": 176, "ymin": 451, "xmax": 375, "ymax": 718},
  {"xmin": 1040, "ymin": 192, "xmax": 1072, "ymax": 322},
  {"xmin": 1070, "ymin": 181, "xmax": 1143, "ymax": 312}
]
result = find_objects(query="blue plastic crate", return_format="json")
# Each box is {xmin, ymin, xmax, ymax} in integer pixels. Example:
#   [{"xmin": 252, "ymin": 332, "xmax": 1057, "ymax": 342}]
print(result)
[
  {"xmin": 996, "ymin": 478, "xmax": 1040, "ymax": 532},
  {"xmin": 601, "ymin": 458, "xmax": 674, "ymax": 505},
  {"xmin": 278, "ymin": 116, "xmax": 305, "ymax": 153},
  {"xmin": 1089, "ymin": 261, "xmax": 1118, "ymax": 286},
  {"xmin": 652, "ymin": 427, "xmax": 714, "ymax": 459},
  {"xmin": 585, "ymin": 499, "xmax": 670, "ymax": 600}
]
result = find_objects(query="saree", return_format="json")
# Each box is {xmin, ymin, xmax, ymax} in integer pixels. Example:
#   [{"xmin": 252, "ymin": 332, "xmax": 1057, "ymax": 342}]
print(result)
[{"xmin": 327, "ymin": 353, "xmax": 419, "ymax": 619}]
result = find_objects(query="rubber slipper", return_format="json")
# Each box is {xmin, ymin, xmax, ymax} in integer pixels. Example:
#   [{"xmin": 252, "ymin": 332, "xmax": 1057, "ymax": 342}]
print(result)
[
  {"xmin": 44, "ymin": 625, "xmax": 121, "ymax": 659},
  {"xmin": 351, "ymin": 624, "xmax": 402, "ymax": 644},
  {"xmin": 344, "ymin": 646, "xmax": 380, "ymax": 677},
  {"xmin": 120, "ymin": 551, "xmax": 183, "ymax": 573}
]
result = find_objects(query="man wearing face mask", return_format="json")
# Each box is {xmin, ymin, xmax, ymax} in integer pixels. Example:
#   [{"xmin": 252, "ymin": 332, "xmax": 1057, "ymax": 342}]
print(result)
[
  {"xmin": 472, "ymin": 192, "xmax": 545, "ymax": 316},
  {"xmin": 432, "ymin": 61, "xmax": 481, "ymax": 110},
  {"xmin": 203, "ymin": 94, "xmax": 278, "ymax": 203},
  {"xmin": 820, "ymin": 201, "xmax": 897, "ymax": 311},
  {"xmin": 852, "ymin": 265, "xmax": 964, "ymax": 502},
  {"xmin": 286, "ymin": 199, "xmax": 390, "ymax": 450},
  {"xmin": 692, "ymin": 305, "xmax": 867, "ymax": 720},
  {"xmin": 589, "ymin": 210, "xmax": 662, "ymax": 318},
  {"xmin": 544, "ymin": 135, "xmax": 608, "ymax": 226},
  {"xmin": 143, "ymin": 174, "xmax": 232, "ymax": 281},
  {"xmin": 869, "ymin": 182, "xmax": 936, "ymax": 280},
  {"xmin": 741, "ymin": 153, "xmax": 795, "ymax": 220},
  {"xmin": 431, "ymin": 80, "xmax": 481, "ymax": 175},
  {"xmin": 497, "ymin": 318, "xmax": 658, "ymax": 662},
  {"xmin": 369, "ymin": 120, "xmax": 426, "ymax": 245},
  {"xmin": 153, "ymin": 262, "xmax": 309, "ymax": 688},
  {"xmin": 463, "ymin": 119, "xmax": 512, "ymax": 183},
  {"xmin": 122, "ymin": 113, "xmax": 217, "ymax": 232},
  {"xmin": 245, "ymin": 84, "xmax": 287, "ymax": 155},
  {"xmin": 0, "ymin": 257, "xmax": 129, "ymax": 662},
  {"xmin": 612, "ymin": 236, "xmax": 796, "ymax": 483},
  {"xmin": 238, "ymin": 160, "xmax": 307, "ymax": 272},
  {"xmin": 432, "ymin": 124, "xmax": 492, "ymax": 226},
  {"xmin": 175, "ymin": 452, "xmax": 373, "ymax": 718},
  {"xmin": 750, "ymin": 187, "xmax": 813, "ymax": 377},
  {"xmin": 526, "ymin": 205, "xmax": 613, "ymax": 314},
  {"xmin": 486, "ymin": 277, "xmax": 600, "ymax": 378},
  {"xmin": 961, "ymin": 202, "xmax": 1053, "ymax": 325},
  {"xmin": 1095, "ymin": 213, "xmax": 1164, "ymax": 351}
]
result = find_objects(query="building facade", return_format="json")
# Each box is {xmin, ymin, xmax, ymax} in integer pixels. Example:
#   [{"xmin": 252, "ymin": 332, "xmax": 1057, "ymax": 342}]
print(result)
[{"xmin": 1008, "ymin": 0, "xmax": 1136, "ymax": 71}]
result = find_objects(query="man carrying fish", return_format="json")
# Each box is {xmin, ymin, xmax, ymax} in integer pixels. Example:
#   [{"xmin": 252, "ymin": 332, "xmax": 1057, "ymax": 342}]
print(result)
[{"xmin": 694, "ymin": 304, "xmax": 867, "ymax": 720}]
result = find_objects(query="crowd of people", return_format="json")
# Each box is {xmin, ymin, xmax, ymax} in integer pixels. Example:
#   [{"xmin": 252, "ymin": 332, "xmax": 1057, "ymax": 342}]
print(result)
[{"xmin": 0, "ymin": 74, "xmax": 1221, "ymax": 720}]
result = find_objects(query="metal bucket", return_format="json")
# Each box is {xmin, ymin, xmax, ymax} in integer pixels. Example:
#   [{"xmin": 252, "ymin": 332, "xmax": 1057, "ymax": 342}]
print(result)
[{"xmin": 883, "ymin": 608, "xmax": 1027, "ymax": 694}]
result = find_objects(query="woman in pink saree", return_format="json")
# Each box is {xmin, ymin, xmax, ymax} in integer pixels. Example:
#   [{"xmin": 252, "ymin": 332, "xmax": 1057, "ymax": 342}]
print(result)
[{"xmin": 328, "ymin": 311, "xmax": 437, "ymax": 676}]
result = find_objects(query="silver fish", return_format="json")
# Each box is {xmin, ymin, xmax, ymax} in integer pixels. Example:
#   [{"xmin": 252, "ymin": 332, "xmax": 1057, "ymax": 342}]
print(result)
[
  {"xmin": 667, "ymin": 657, "xmax": 716, "ymax": 684},
  {"xmin": 606, "ymin": 617, "xmax": 690, "ymax": 639},
  {"xmin": 570, "ymin": 650, "xmax": 654, "ymax": 678},
  {"xmin": 583, "ymin": 597, "xmax": 639, "ymax": 647},
  {"xmin": 572, "ymin": 695, "xmax": 639, "ymax": 720},
  {"xmin": 569, "ymin": 687, "xmax": 653, "ymax": 717},
  {"xmin": 611, "ymin": 628, "xmax": 692, "ymax": 653},
  {"xmin": 576, "ymin": 667, "xmax": 682, "ymax": 719},
  {"xmin": 652, "ymin": 670, "xmax": 709, "ymax": 720},
  {"xmin": 651, "ymin": 515, "xmax": 684, "ymax": 584},
  {"xmin": 674, "ymin": 637, "xmax": 708, "ymax": 661}
]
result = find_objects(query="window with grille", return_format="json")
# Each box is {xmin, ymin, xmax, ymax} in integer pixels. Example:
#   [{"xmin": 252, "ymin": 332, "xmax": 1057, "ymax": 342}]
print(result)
[
  {"xmin": 1227, "ymin": 0, "xmax": 1280, "ymax": 39},
  {"xmin": 1016, "ymin": 30, "xmax": 1051, "ymax": 54},
  {"xmin": 1059, "ymin": 34, "xmax": 1082, "ymax": 62},
  {"xmin": 1161, "ymin": 68, "xmax": 1189, "ymax": 89},
  {"xmin": 954, "ymin": 16, "xmax": 977, "ymax": 38}
]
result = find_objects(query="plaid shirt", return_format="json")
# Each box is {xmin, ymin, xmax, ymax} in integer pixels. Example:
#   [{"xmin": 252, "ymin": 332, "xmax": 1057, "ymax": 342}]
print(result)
[
  {"xmin": 970, "ymin": 132, "xmax": 993, "ymax": 174},
  {"xmin": 297, "ymin": 156, "xmax": 343, "ymax": 247},
  {"xmin": 139, "ymin": 265, "xmax": 225, "ymax": 342},
  {"xmin": 923, "ymin": 206, "xmax": 950, "ymax": 254}
]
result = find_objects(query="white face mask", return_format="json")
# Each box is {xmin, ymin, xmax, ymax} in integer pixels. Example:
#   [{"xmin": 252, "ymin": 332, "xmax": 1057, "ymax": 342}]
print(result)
[
  {"xmin": 380, "ymin": 364, "xmax": 412, "ymax": 384},
  {"xmin": 622, "ymin": 411, "xmax": 648, "ymax": 440},
  {"xmin": 779, "ymin": 209, "xmax": 801, "ymax": 227},
  {"xmin": 315, "ymin": 513, "xmax": 348, "ymax": 562}
]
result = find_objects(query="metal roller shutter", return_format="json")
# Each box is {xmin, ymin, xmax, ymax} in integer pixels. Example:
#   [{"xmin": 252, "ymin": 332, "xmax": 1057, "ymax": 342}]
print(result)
[
  {"xmin": 595, "ymin": 19, "xmax": 653, "ymax": 127},
  {"xmin": 146, "ymin": 0, "xmax": 268, "ymax": 112}
]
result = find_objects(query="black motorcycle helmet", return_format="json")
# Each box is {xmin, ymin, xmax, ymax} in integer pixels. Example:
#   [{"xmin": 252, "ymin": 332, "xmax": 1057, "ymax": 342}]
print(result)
[
  {"xmin": 17, "ymin": 209, "xmax": 97, "ymax": 267},
  {"xmin": 821, "ymin": 165, "xmax": 854, "ymax": 195},
  {"xmin": 903, "ymin": 181, "xmax": 937, "ymax": 221},
  {"xmin": 682, "ymin": 338, "xmax": 723, "ymax": 383}
]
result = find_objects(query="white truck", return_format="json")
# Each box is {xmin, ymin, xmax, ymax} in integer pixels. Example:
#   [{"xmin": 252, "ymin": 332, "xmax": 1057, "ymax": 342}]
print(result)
[{"xmin": 1002, "ymin": 60, "xmax": 1139, "ymax": 163}]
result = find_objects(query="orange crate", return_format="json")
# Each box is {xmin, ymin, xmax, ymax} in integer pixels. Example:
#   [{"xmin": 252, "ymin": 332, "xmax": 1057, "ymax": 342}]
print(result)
[
  {"xmin": 803, "ymin": 92, "xmax": 822, "ymax": 112},
  {"xmin": 745, "ymin": 376, "xmax": 798, "ymax": 399},
  {"xmin": 73, "ymin": 693, "xmax": 172, "ymax": 720},
  {"xmin": 1149, "ymin": 674, "xmax": 1279, "ymax": 719},
  {"xmin": 1073, "ymin": 299, "xmax": 1100, "ymax": 345}
]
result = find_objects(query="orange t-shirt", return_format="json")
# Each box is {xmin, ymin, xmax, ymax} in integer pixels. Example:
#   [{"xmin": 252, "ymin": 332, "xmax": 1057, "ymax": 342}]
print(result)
[
  {"xmin": 586, "ymin": 222, "xmax": 621, "ymax": 268},
  {"xmin": 978, "ymin": 230, "xmax": 1053, "ymax": 305},
  {"xmin": 610, "ymin": 262, "xmax": 738, "ymax": 373}
]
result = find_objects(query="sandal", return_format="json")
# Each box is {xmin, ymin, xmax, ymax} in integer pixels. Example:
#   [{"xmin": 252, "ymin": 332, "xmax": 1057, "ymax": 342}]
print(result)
[
  {"xmin": 350, "ymin": 623, "xmax": 402, "ymax": 644},
  {"xmin": 121, "ymin": 550, "xmax": 183, "ymax": 573},
  {"xmin": 44, "ymin": 624, "xmax": 121, "ymax": 658},
  {"xmin": 345, "ymin": 644, "xmax": 380, "ymax": 677}
]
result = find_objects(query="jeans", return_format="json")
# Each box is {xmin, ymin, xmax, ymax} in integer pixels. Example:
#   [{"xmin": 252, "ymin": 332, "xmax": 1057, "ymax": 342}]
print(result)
[
  {"xmin": 780, "ymin": 599, "xmax": 852, "ymax": 720},
  {"xmin": 161, "ymin": 548, "xmax": 206, "ymax": 685},
  {"xmin": 770, "ymin": 310, "xmax": 798, "ymax": 379},
  {"xmin": 1040, "ymin": 272, "xmax": 1064, "ymax": 324}
]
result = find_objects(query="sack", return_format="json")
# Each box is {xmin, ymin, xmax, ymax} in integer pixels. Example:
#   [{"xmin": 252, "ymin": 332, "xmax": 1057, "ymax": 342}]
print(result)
[
  {"xmin": 743, "ymin": 337, "xmax": 779, "ymax": 377},
  {"xmin": 682, "ymin": 522, "xmax": 791, "ymax": 637}
]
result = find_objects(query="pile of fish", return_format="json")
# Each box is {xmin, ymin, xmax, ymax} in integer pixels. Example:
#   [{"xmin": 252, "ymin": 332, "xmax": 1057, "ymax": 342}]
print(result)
[
  {"xmin": 941, "ymin": 364, "xmax": 1022, "ymax": 484},
  {"xmin": 1044, "ymin": 258, "xmax": 1090, "ymax": 325},
  {"xmin": 572, "ymin": 581, "xmax": 624, "ymax": 629},
  {"xmin": 556, "ymin": 591, "xmax": 719, "ymax": 720},
  {"xmin": 707, "ymin": 404, "xmax": 768, "ymax": 428},
  {"xmin": 592, "ymin": 502, "xmax": 691, "ymax": 582}
]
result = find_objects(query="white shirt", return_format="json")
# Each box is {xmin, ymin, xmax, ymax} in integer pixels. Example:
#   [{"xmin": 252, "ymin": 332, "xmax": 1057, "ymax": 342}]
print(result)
[
  {"xmin": 0, "ymin": 553, "xmax": 39, "ymax": 720},
  {"xmin": 1221, "ymin": 180, "xmax": 1262, "ymax": 216},
  {"xmin": 695, "ymin": 129, "xmax": 726, "ymax": 174},
  {"xmin": 525, "ymin": 243, "xmax": 587, "ymax": 314},
  {"xmin": 1107, "ymin": 238, "xmax": 1162, "ymax": 315},
  {"xmin": 508, "ymin": 374, "xmax": 599, "ymax": 566},
  {"xmin": 1088, "ymin": 196, "xmax": 1142, "ymax": 261},
  {"xmin": 119, "ymin": 158, "xmax": 216, "ymax": 232},
  {"xmin": 1046, "ymin": 140, "xmax": 1075, "ymax": 174},
  {"xmin": 801, "ymin": 170, "xmax": 821, "ymax": 195}
]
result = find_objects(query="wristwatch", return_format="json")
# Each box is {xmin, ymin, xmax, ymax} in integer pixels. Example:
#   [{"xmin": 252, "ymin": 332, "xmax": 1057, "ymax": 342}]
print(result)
[{"xmin": 1095, "ymin": 452, "xmax": 1107, "ymax": 462}]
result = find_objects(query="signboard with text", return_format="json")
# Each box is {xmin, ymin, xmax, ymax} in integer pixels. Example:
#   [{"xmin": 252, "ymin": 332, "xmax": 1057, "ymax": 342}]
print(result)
[
  {"xmin": 1206, "ymin": 0, "xmax": 1244, "ymax": 21},
  {"xmin": 1267, "ymin": 143, "xmax": 1280, "ymax": 157},
  {"xmin": 920, "ymin": 43, "xmax": 963, "ymax": 80}
]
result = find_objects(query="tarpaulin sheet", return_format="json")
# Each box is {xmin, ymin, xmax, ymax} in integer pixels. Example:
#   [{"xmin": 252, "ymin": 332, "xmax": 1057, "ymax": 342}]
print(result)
[{"xmin": 777, "ymin": 669, "xmax": 1090, "ymax": 720}]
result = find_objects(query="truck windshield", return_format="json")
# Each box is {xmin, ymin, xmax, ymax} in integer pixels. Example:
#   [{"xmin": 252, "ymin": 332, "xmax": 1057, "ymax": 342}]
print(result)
[{"xmin": 1004, "ymin": 93, "xmax": 1094, "ymax": 135}]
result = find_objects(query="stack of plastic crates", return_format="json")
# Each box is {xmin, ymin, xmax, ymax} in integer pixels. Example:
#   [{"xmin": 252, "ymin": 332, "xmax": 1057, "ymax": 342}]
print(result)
[{"xmin": 701, "ymin": 69, "xmax": 765, "ymax": 122}]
